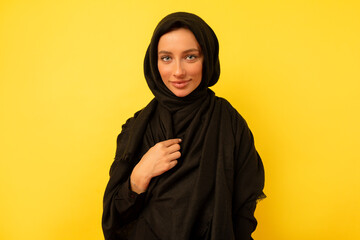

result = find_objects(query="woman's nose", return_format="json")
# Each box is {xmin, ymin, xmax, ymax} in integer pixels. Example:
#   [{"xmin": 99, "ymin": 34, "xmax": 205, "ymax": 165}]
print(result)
[{"xmin": 173, "ymin": 61, "xmax": 186, "ymax": 78}]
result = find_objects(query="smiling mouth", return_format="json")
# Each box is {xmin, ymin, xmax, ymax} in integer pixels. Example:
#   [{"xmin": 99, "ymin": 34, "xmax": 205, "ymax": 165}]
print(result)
[{"xmin": 170, "ymin": 80, "xmax": 191, "ymax": 89}]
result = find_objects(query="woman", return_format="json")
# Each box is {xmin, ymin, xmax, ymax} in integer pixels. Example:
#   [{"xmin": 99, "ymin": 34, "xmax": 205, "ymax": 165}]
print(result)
[{"xmin": 102, "ymin": 12, "xmax": 265, "ymax": 240}]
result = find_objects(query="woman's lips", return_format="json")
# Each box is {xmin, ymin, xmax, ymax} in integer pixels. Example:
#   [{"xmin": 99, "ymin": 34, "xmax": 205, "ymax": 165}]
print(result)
[{"xmin": 170, "ymin": 80, "xmax": 190, "ymax": 89}]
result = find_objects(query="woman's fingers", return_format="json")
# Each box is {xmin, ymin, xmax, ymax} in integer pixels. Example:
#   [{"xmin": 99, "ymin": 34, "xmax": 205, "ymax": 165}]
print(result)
[
  {"xmin": 168, "ymin": 160, "xmax": 178, "ymax": 169},
  {"xmin": 162, "ymin": 138, "xmax": 182, "ymax": 147},
  {"xmin": 167, "ymin": 150, "xmax": 181, "ymax": 161},
  {"xmin": 134, "ymin": 138, "xmax": 182, "ymax": 181},
  {"xmin": 157, "ymin": 138, "xmax": 181, "ymax": 156},
  {"xmin": 167, "ymin": 142, "xmax": 181, "ymax": 154}
]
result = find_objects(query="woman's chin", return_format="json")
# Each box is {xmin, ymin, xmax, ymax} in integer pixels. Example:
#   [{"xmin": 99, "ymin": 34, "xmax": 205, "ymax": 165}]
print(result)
[{"xmin": 171, "ymin": 89, "xmax": 192, "ymax": 98}]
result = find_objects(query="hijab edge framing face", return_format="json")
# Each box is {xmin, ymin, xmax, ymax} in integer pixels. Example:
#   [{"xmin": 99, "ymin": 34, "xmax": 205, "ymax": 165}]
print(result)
[{"xmin": 144, "ymin": 12, "xmax": 220, "ymax": 107}]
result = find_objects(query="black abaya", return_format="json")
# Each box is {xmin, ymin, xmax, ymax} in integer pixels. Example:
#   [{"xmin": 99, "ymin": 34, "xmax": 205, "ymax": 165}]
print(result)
[{"xmin": 102, "ymin": 12, "xmax": 265, "ymax": 240}]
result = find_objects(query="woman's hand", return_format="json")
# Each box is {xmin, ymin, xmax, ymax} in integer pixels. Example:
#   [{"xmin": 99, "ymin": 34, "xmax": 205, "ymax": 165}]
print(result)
[{"xmin": 130, "ymin": 138, "xmax": 182, "ymax": 194}]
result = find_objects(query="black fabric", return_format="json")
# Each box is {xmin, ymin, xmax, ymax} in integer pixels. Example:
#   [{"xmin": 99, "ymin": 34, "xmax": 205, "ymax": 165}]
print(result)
[{"xmin": 102, "ymin": 12, "xmax": 265, "ymax": 240}]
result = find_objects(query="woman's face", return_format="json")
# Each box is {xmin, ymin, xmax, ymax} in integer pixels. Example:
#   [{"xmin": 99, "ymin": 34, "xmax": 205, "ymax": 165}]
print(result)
[{"xmin": 157, "ymin": 28, "xmax": 203, "ymax": 97}]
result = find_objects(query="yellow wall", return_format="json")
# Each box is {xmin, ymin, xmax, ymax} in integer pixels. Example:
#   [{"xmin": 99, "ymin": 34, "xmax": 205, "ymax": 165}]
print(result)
[{"xmin": 1, "ymin": 0, "xmax": 359, "ymax": 239}]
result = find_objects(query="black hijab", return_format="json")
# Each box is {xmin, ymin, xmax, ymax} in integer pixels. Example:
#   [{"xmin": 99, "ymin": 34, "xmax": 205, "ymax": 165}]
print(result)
[
  {"xmin": 103, "ymin": 12, "xmax": 265, "ymax": 240},
  {"xmin": 144, "ymin": 11, "xmax": 220, "ymax": 111}
]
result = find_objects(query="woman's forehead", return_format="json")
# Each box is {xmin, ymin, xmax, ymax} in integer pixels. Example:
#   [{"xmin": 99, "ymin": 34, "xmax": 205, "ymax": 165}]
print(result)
[{"xmin": 157, "ymin": 28, "xmax": 201, "ymax": 52}]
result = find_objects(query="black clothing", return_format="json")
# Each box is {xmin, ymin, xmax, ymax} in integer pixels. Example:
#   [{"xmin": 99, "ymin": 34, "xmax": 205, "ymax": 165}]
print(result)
[{"xmin": 102, "ymin": 12, "xmax": 265, "ymax": 240}]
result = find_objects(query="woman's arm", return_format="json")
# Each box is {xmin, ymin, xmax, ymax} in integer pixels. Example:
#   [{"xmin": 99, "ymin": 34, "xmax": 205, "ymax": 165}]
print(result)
[
  {"xmin": 102, "ymin": 115, "xmax": 182, "ymax": 239},
  {"xmin": 102, "ymin": 116, "xmax": 144, "ymax": 239},
  {"xmin": 232, "ymin": 115, "xmax": 265, "ymax": 240}
]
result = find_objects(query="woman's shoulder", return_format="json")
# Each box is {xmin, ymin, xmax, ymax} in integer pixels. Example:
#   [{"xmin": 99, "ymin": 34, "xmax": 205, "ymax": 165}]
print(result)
[
  {"xmin": 120, "ymin": 99, "xmax": 158, "ymax": 133},
  {"xmin": 215, "ymin": 97, "xmax": 245, "ymax": 120},
  {"xmin": 214, "ymin": 96, "xmax": 250, "ymax": 133},
  {"xmin": 120, "ymin": 110, "xmax": 141, "ymax": 132}
]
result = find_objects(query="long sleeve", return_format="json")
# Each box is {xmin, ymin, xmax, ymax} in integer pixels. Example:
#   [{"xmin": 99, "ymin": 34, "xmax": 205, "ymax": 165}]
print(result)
[
  {"xmin": 102, "ymin": 115, "xmax": 146, "ymax": 240},
  {"xmin": 232, "ymin": 115, "xmax": 265, "ymax": 240}
]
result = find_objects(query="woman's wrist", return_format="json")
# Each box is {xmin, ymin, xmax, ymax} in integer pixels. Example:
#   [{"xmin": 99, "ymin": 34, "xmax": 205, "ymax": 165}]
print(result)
[{"xmin": 130, "ymin": 169, "xmax": 151, "ymax": 194}]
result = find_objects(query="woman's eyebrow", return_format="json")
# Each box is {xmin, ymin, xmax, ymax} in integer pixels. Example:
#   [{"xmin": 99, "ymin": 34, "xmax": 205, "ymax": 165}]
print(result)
[
  {"xmin": 158, "ymin": 49, "xmax": 201, "ymax": 54},
  {"xmin": 158, "ymin": 50, "xmax": 172, "ymax": 54},
  {"xmin": 183, "ymin": 48, "xmax": 200, "ymax": 53}
]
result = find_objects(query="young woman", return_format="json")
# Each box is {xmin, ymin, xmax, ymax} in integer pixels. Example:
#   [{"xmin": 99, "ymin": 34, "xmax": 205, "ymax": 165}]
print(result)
[{"xmin": 102, "ymin": 12, "xmax": 265, "ymax": 240}]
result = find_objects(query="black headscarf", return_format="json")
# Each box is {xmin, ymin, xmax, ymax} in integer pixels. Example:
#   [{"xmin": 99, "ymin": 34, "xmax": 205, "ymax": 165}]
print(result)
[
  {"xmin": 144, "ymin": 11, "xmax": 220, "ymax": 111},
  {"xmin": 103, "ymin": 12, "xmax": 265, "ymax": 240}
]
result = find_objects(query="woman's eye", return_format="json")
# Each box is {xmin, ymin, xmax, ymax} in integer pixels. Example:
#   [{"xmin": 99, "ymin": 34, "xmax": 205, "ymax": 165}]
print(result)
[
  {"xmin": 186, "ymin": 55, "xmax": 197, "ymax": 60},
  {"xmin": 161, "ymin": 56, "xmax": 171, "ymax": 62}
]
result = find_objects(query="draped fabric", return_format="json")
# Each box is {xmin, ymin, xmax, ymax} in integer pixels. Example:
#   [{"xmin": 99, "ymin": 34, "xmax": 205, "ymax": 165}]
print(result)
[{"xmin": 102, "ymin": 12, "xmax": 265, "ymax": 240}]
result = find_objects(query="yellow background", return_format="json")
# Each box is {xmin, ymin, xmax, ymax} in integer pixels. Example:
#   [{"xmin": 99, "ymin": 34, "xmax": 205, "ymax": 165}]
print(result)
[{"xmin": 1, "ymin": 0, "xmax": 359, "ymax": 239}]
